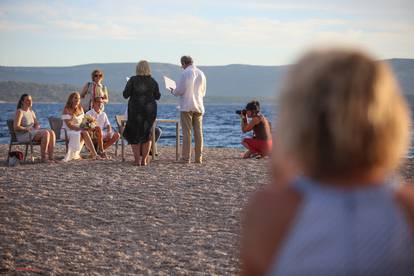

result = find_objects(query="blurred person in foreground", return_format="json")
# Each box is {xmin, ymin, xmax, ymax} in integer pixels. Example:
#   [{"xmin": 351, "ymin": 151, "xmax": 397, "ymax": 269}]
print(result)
[
  {"xmin": 123, "ymin": 60, "xmax": 161, "ymax": 166},
  {"xmin": 170, "ymin": 55, "xmax": 206, "ymax": 164},
  {"xmin": 239, "ymin": 100, "xmax": 272, "ymax": 158},
  {"xmin": 241, "ymin": 48, "xmax": 414, "ymax": 275}
]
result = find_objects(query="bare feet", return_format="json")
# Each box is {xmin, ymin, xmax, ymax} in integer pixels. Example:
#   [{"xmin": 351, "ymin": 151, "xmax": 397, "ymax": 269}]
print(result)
[
  {"xmin": 99, "ymin": 151, "xmax": 109, "ymax": 159},
  {"xmin": 242, "ymin": 151, "xmax": 252, "ymax": 159},
  {"xmin": 40, "ymin": 158, "xmax": 53, "ymax": 164},
  {"xmin": 132, "ymin": 162, "xmax": 141, "ymax": 166},
  {"xmin": 90, "ymin": 154, "xmax": 103, "ymax": 160}
]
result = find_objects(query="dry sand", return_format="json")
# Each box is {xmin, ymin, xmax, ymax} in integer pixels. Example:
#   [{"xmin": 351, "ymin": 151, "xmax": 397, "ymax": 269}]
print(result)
[
  {"xmin": 0, "ymin": 144, "xmax": 270, "ymax": 275},
  {"xmin": 1, "ymin": 144, "xmax": 413, "ymax": 275}
]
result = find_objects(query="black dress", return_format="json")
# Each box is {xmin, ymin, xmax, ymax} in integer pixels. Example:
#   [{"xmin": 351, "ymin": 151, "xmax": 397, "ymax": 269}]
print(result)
[{"xmin": 123, "ymin": 75, "xmax": 161, "ymax": 144}]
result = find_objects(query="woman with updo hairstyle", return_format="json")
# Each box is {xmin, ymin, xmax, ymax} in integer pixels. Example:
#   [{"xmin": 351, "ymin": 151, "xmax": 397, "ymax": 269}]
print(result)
[
  {"xmin": 241, "ymin": 49, "xmax": 414, "ymax": 275},
  {"xmin": 239, "ymin": 100, "xmax": 272, "ymax": 158}
]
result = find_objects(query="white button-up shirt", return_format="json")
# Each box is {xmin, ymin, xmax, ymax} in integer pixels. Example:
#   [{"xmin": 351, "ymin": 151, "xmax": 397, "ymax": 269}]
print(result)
[
  {"xmin": 172, "ymin": 65, "xmax": 207, "ymax": 114},
  {"xmin": 86, "ymin": 108, "xmax": 110, "ymax": 130}
]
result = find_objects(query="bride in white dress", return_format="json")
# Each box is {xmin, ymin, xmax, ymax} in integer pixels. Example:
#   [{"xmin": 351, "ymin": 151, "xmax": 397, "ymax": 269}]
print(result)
[{"xmin": 61, "ymin": 92, "xmax": 101, "ymax": 162}]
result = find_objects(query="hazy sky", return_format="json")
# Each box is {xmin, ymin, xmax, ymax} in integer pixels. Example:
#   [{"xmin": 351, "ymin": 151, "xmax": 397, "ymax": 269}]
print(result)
[{"xmin": 0, "ymin": 0, "xmax": 413, "ymax": 66}]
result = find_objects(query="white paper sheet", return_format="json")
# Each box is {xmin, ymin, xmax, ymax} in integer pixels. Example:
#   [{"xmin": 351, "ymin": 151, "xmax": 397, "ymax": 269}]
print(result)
[{"xmin": 163, "ymin": 76, "xmax": 176, "ymax": 90}]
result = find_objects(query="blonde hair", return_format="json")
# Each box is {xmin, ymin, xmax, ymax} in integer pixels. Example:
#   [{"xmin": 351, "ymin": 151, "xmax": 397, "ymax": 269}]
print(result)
[
  {"xmin": 276, "ymin": 48, "xmax": 411, "ymax": 179},
  {"xmin": 91, "ymin": 69, "xmax": 104, "ymax": 81},
  {"xmin": 136, "ymin": 60, "xmax": 151, "ymax": 76},
  {"xmin": 65, "ymin": 92, "xmax": 82, "ymax": 113}
]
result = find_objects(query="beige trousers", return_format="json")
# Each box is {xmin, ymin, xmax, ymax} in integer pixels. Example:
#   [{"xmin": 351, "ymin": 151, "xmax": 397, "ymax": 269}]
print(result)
[{"xmin": 180, "ymin": 111, "xmax": 203, "ymax": 162}]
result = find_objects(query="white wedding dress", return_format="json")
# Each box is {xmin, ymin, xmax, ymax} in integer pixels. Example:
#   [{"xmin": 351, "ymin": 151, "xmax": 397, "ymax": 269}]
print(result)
[{"xmin": 61, "ymin": 112, "xmax": 85, "ymax": 162}]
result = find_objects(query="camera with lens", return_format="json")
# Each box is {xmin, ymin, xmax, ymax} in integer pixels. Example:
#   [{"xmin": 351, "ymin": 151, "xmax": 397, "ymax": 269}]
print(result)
[{"xmin": 236, "ymin": 109, "xmax": 247, "ymax": 116}]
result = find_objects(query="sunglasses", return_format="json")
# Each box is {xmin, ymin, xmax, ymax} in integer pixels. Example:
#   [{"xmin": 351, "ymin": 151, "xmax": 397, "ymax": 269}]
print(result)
[{"xmin": 94, "ymin": 74, "xmax": 102, "ymax": 78}]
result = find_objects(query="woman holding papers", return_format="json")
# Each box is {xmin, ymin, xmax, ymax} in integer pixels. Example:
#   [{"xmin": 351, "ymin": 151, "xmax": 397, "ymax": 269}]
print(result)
[{"xmin": 123, "ymin": 60, "xmax": 161, "ymax": 166}]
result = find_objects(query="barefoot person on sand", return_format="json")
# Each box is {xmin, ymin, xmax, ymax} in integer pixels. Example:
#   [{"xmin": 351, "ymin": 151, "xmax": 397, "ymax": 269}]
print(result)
[
  {"xmin": 62, "ymin": 92, "xmax": 102, "ymax": 161},
  {"xmin": 14, "ymin": 94, "xmax": 56, "ymax": 163},
  {"xmin": 241, "ymin": 49, "xmax": 414, "ymax": 275},
  {"xmin": 123, "ymin": 60, "xmax": 161, "ymax": 166},
  {"xmin": 239, "ymin": 100, "xmax": 272, "ymax": 158}
]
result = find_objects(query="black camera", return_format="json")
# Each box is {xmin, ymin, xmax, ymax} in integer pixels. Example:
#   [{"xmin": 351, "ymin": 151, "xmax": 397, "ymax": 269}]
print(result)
[{"xmin": 236, "ymin": 109, "xmax": 247, "ymax": 115}]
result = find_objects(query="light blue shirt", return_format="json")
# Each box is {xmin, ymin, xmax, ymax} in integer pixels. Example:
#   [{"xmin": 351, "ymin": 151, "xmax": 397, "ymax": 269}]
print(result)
[{"xmin": 267, "ymin": 177, "xmax": 414, "ymax": 276}]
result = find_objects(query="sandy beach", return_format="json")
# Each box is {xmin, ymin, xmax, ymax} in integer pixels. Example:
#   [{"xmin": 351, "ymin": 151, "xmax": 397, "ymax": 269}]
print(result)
[
  {"xmin": 1, "ymin": 144, "xmax": 413, "ymax": 275},
  {"xmin": 0, "ymin": 144, "xmax": 271, "ymax": 275}
]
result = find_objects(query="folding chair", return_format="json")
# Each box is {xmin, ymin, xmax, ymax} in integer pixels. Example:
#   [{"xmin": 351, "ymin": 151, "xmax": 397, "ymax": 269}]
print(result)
[
  {"xmin": 6, "ymin": 119, "xmax": 41, "ymax": 163},
  {"xmin": 48, "ymin": 117, "xmax": 68, "ymax": 153}
]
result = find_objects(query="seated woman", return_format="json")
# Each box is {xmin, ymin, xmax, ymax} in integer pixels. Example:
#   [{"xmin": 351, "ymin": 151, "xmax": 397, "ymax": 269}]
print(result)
[
  {"xmin": 239, "ymin": 100, "xmax": 272, "ymax": 158},
  {"xmin": 14, "ymin": 94, "xmax": 56, "ymax": 163},
  {"xmin": 61, "ymin": 92, "xmax": 102, "ymax": 161}
]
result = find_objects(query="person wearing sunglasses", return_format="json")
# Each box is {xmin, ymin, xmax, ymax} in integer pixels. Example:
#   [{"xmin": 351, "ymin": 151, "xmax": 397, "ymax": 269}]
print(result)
[{"xmin": 80, "ymin": 69, "xmax": 109, "ymax": 111}]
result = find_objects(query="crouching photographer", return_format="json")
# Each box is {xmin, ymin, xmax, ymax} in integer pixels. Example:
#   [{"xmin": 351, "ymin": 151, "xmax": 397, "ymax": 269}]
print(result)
[{"xmin": 238, "ymin": 100, "xmax": 272, "ymax": 158}]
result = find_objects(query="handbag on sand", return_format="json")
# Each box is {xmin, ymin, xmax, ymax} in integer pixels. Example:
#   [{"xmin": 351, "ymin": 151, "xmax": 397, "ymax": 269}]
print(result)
[{"xmin": 8, "ymin": 151, "xmax": 24, "ymax": 167}]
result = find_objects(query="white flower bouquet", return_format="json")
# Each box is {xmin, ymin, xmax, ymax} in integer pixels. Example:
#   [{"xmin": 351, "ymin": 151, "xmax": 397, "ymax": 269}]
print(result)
[{"xmin": 80, "ymin": 114, "xmax": 97, "ymax": 130}]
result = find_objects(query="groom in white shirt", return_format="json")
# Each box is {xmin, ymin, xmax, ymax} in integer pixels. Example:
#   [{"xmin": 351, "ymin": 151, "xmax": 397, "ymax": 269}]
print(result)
[
  {"xmin": 86, "ymin": 97, "xmax": 120, "ymax": 155},
  {"xmin": 171, "ymin": 55, "xmax": 206, "ymax": 164}
]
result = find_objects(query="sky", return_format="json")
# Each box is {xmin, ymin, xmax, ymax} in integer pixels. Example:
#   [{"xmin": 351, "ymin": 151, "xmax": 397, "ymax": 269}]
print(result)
[{"xmin": 0, "ymin": 0, "xmax": 413, "ymax": 67}]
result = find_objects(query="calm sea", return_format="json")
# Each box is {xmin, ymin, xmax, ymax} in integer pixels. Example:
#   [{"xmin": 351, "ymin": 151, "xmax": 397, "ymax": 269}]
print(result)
[
  {"xmin": 2, "ymin": 103, "xmax": 414, "ymax": 158},
  {"xmin": 0, "ymin": 103, "xmax": 274, "ymax": 148}
]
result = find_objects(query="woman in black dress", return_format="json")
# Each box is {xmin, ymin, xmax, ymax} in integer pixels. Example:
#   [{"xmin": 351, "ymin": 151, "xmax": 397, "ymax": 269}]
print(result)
[{"xmin": 123, "ymin": 60, "xmax": 161, "ymax": 166}]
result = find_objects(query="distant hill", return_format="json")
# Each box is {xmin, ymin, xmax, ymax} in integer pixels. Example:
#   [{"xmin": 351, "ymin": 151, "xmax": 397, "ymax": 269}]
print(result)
[{"xmin": 0, "ymin": 59, "xmax": 413, "ymax": 103}]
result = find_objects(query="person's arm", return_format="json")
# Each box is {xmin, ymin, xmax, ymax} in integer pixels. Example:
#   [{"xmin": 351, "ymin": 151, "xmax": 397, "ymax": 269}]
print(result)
[
  {"xmin": 32, "ymin": 110, "xmax": 40, "ymax": 129},
  {"xmin": 171, "ymin": 72, "xmax": 187, "ymax": 96},
  {"xmin": 123, "ymin": 78, "xmax": 133, "ymax": 99},
  {"xmin": 200, "ymin": 71, "xmax": 207, "ymax": 97},
  {"xmin": 63, "ymin": 109, "xmax": 82, "ymax": 131},
  {"xmin": 80, "ymin": 83, "xmax": 89, "ymax": 98},
  {"xmin": 102, "ymin": 86, "xmax": 109, "ymax": 104},
  {"xmin": 13, "ymin": 110, "xmax": 28, "ymax": 132},
  {"xmin": 103, "ymin": 113, "xmax": 111, "ymax": 132},
  {"xmin": 395, "ymin": 185, "xmax": 414, "ymax": 234},
  {"xmin": 241, "ymin": 184, "xmax": 302, "ymax": 276},
  {"xmin": 241, "ymin": 116, "xmax": 260, "ymax": 133},
  {"xmin": 154, "ymin": 80, "xmax": 161, "ymax": 101}
]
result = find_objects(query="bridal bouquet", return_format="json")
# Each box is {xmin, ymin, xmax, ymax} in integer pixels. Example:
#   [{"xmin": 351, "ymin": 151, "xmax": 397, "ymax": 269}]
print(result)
[{"xmin": 80, "ymin": 114, "xmax": 97, "ymax": 130}]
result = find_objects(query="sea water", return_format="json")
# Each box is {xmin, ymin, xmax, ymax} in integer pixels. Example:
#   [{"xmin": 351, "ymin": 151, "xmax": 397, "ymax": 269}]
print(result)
[
  {"xmin": 0, "ymin": 103, "xmax": 274, "ymax": 148},
  {"xmin": 2, "ymin": 102, "xmax": 413, "ymax": 158}
]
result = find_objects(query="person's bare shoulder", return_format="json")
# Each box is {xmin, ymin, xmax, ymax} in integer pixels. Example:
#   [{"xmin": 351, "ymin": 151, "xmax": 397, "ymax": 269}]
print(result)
[
  {"xmin": 395, "ymin": 184, "xmax": 414, "ymax": 233},
  {"xmin": 241, "ymin": 183, "xmax": 302, "ymax": 276}
]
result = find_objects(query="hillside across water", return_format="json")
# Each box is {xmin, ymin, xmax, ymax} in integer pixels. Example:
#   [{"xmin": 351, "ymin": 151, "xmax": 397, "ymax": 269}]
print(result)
[{"xmin": 0, "ymin": 59, "xmax": 413, "ymax": 103}]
